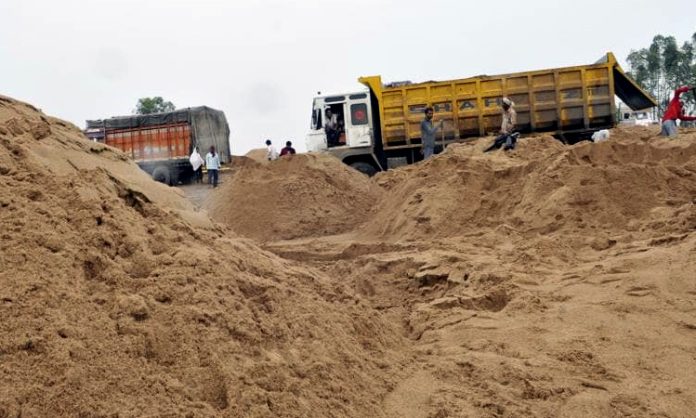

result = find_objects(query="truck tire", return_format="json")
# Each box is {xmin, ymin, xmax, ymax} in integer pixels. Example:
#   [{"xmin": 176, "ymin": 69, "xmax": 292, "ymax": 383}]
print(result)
[
  {"xmin": 350, "ymin": 161, "xmax": 378, "ymax": 177},
  {"xmin": 152, "ymin": 166, "xmax": 171, "ymax": 185}
]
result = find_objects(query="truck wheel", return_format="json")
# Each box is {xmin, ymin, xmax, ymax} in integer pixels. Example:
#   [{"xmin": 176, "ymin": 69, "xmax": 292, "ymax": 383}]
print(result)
[
  {"xmin": 152, "ymin": 166, "xmax": 171, "ymax": 185},
  {"xmin": 350, "ymin": 161, "xmax": 378, "ymax": 177}
]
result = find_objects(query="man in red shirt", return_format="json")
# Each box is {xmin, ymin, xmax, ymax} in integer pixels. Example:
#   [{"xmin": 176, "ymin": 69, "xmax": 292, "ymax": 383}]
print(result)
[
  {"xmin": 661, "ymin": 86, "xmax": 696, "ymax": 137},
  {"xmin": 280, "ymin": 141, "xmax": 296, "ymax": 157}
]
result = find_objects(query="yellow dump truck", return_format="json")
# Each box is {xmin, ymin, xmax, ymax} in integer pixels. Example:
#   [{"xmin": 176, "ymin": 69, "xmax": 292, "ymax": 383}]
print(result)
[{"xmin": 305, "ymin": 52, "xmax": 656, "ymax": 175}]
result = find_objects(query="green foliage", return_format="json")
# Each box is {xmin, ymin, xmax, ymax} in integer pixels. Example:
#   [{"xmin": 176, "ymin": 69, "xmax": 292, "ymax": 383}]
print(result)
[
  {"xmin": 627, "ymin": 33, "xmax": 696, "ymax": 115},
  {"xmin": 134, "ymin": 97, "xmax": 176, "ymax": 115}
]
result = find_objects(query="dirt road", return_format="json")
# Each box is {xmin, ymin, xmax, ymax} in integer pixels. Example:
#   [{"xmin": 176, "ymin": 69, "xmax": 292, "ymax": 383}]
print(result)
[{"xmin": 177, "ymin": 171, "xmax": 231, "ymax": 209}]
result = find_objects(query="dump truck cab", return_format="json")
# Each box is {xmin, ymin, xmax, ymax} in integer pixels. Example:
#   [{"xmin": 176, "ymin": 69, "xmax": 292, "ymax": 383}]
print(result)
[
  {"xmin": 306, "ymin": 92, "xmax": 375, "ymax": 151},
  {"xmin": 306, "ymin": 92, "xmax": 384, "ymax": 175}
]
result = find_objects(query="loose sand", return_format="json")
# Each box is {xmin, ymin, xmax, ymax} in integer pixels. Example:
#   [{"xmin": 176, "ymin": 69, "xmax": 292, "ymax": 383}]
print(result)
[
  {"xmin": 205, "ymin": 153, "xmax": 381, "ymax": 242},
  {"xmin": 0, "ymin": 96, "xmax": 406, "ymax": 417},
  {"xmin": 362, "ymin": 129, "xmax": 696, "ymax": 242},
  {"xmin": 2, "ymin": 93, "xmax": 696, "ymax": 417}
]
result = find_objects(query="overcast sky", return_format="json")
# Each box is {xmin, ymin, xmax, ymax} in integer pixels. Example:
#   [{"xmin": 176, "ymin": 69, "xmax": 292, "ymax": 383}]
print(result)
[{"xmin": 1, "ymin": 0, "xmax": 694, "ymax": 154}]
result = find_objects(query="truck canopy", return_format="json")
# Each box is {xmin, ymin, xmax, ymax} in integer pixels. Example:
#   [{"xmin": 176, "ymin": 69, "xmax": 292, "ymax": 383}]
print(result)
[{"xmin": 86, "ymin": 106, "xmax": 231, "ymax": 162}]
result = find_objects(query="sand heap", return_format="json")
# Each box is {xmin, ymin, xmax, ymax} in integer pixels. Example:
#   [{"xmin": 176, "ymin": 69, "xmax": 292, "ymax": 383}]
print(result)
[
  {"xmin": 363, "ymin": 130, "xmax": 696, "ymax": 243},
  {"xmin": 205, "ymin": 153, "xmax": 382, "ymax": 242},
  {"xmin": 5, "ymin": 90, "xmax": 696, "ymax": 417},
  {"xmin": 243, "ymin": 148, "xmax": 270, "ymax": 165},
  {"xmin": 0, "ymin": 96, "xmax": 406, "ymax": 417},
  {"xmin": 261, "ymin": 127, "xmax": 696, "ymax": 417},
  {"xmin": 229, "ymin": 155, "xmax": 263, "ymax": 170}
]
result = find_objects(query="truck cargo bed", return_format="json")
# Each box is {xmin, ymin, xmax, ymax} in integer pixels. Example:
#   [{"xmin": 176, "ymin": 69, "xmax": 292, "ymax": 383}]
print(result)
[{"xmin": 359, "ymin": 53, "xmax": 656, "ymax": 149}]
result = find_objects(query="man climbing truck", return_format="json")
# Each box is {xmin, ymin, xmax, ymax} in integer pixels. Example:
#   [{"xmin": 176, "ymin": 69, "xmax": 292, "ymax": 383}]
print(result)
[{"xmin": 306, "ymin": 52, "xmax": 656, "ymax": 175}]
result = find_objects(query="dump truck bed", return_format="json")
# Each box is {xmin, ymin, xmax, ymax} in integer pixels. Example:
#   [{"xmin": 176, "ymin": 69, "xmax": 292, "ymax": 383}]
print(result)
[{"xmin": 359, "ymin": 53, "xmax": 656, "ymax": 149}]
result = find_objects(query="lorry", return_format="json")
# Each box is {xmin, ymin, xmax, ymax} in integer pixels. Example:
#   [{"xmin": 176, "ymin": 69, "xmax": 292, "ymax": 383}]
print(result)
[
  {"xmin": 617, "ymin": 101, "xmax": 657, "ymax": 127},
  {"xmin": 86, "ymin": 106, "xmax": 230, "ymax": 185},
  {"xmin": 306, "ymin": 52, "xmax": 656, "ymax": 175}
]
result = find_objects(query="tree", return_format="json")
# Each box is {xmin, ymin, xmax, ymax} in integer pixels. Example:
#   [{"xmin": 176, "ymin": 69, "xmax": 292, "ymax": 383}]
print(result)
[
  {"xmin": 134, "ymin": 97, "xmax": 176, "ymax": 115},
  {"xmin": 627, "ymin": 33, "xmax": 696, "ymax": 118}
]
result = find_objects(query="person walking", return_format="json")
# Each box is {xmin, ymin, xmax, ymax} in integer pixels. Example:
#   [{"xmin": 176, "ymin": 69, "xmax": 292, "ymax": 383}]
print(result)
[
  {"xmin": 661, "ymin": 86, "xmax": 696, "ymax": 137},
  {"xmin": 280, "ymin": 141, "xmax": 296, "ymax": 157},
  {"xmin": 205, "ymin": 145, "xmax": 220, "ymax": 188}
]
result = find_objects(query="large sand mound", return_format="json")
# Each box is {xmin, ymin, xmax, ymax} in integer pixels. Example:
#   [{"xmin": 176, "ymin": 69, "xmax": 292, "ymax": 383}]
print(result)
[
  {"xmin": 244, "ymin": 148, "xmax": 269, "ymax": 164},
  {"xmin": 4, "ymin": 91, "xmax": 696, "ymax": 417},
  {"xmin": 363, "ymin": 130, "xmax": 696, "ymax": 242},
  {"xmin": 0, "ymin": 95, "xmax": 405, "ymax": 417},
  {"xmin": 263, "ymin": 126, "xmax": 696, "ymax": 417},
  {"xmin": 205, "ymin": 153, "xmax": 382, "ymax": 241}
]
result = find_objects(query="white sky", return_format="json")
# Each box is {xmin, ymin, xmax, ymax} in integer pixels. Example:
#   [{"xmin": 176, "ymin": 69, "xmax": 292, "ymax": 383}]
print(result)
[{"xmin": 1, "ymin": 0, "xmax": 694, "ymax": 154}]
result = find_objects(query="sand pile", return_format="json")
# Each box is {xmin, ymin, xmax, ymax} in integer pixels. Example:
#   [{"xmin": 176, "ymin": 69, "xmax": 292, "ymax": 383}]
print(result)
[
  {"xmin": 0, "ymin": 96, "xmax": 406, "ymax": 417},
  {"xmin": 229, "ymin": 155, "xmax": 262, "ymax": 169},
  {"xmin": 259, "ymin": 126, "xmax": 696, "ymax": 417},
  {"xmin": 5, "ymin": 89, "xmax": 696, "ymax": 417},
  {"xmin": 205, "ymin": 153, "xmax": 382, "ymax": 241},
  {"xmin": 362, "ymin": 130, "xmax": 696, "ymax": 242},
  {"xmin": 244, "ymin": 148, "xmax": 270, "ymax": 164}
]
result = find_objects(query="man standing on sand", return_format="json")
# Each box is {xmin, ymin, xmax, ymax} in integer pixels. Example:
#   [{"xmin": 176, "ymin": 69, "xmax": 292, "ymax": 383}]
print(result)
[
  {"xmin": 280, "ymin": 140, "xmax": 296, "ymax": 157},
  {"xmin": 420, "ymin": 107, "xmax": 442, "ymax": 160},
  {"xmin": 661, "ymin": 86, "xmax": 696, "ymax": 137},
  {"xmin": 205, "ymin": 145, "xmax": 220, "ymax": 188},
  {"xmin": 484, "ymin": 97, "xmax": 517, "ymax": 152},
  {"xmin": 265, "ymin": 139, "xmax": 279, "ymax": 161}
]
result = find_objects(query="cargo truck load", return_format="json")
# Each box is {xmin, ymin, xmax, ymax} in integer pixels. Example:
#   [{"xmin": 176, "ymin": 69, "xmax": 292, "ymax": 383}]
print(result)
[
  {"xmin": 306, "ymin": 52, "xmax": 656, "ymax": 175},
  {"xmin": 86, "ymin": 106, "xmax": 230, "ymax": 185}
]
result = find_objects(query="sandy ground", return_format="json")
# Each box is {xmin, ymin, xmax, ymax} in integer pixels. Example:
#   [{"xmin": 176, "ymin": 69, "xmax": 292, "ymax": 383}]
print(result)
[
  {"xmin": 204, "ymin": 153, "xmax": 381, "ymax": 242},
  {"xmin": 204, "ymin": 125, "xmax": 696, "ymax": 417},
  {"xmin": 2, "ymin": 93, "xmax": 696, "ymax": 417},
  {"xmin": 263, "ymin": 230, "xmax": 696, "ymax": 417},
  {"xmin": 179, "ymin": 170, "xmax": 232, "ymax": 209}
]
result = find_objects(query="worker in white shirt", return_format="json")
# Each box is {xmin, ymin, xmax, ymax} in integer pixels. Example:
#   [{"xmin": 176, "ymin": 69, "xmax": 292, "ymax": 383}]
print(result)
[
  {"xmin": 265, "ymin": 139, "xmax": 279, "ymax": 161},
  {"xmin": 205, "ymin": 146, "xmax": 220, "ymax": 188}
]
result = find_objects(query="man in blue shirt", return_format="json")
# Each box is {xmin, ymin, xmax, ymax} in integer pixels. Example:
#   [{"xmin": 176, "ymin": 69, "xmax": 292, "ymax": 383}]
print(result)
[{"xmin": 420, "ymin": 107, "xmax": 442, "ymax": 160}]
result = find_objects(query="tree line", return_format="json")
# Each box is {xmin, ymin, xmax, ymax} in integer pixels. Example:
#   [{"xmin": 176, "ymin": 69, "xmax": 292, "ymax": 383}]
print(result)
[
  {"xmin": 627, "ymin": 33, "xmax": 696, "ymax": 116},
  {"xmin": 134, "ymin": 96, "xmax": 176, "ymax": 115}
]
